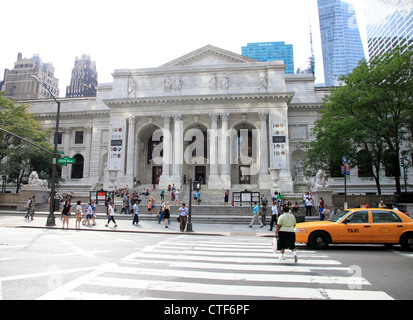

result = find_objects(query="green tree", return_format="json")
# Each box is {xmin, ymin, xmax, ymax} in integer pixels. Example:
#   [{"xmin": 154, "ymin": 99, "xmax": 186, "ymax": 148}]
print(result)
[
  {"xmin": 304, "ymin": 46, "xmax": 413, "ymax": 194},
  {"xmin": 0, "ymin": 92, "xmax": 57, "ymax": 192}
]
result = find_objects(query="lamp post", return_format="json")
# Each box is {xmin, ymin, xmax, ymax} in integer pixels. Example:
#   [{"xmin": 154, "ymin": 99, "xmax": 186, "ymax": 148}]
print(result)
[
  {"xmin": 186, "ymin": 178, "xmax": 193, "ymax": 232},
  {"xmin": 31, "ymin": 75, "xmax": 60, "ymax": 226}
]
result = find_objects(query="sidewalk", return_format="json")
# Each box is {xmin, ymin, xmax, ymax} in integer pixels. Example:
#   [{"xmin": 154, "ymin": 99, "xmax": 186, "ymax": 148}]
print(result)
[{"xmin": 0, "ymin": 211, "xmax": 276, "ymax": 237}]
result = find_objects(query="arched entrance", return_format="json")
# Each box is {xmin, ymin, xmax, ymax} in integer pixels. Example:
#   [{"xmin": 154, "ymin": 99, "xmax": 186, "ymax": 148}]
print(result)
[
  {"xmin": 71, "ymin": 154, "xmax": 84, "ymax": 179},
  {"xmin": 230, "ymin": 122, "xmax": 258, "ymax": 185},
  {"xmin": 183, "ymin": 123, "xmax": 208, "ymax": 184},
  {"xmin": 137, "ymin": 124, "xmax": 163, "ymax": 185}
]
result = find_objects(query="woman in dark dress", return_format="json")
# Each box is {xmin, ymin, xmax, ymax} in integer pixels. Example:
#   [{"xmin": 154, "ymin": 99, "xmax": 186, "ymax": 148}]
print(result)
[{"xmin": 163, "ymin": 202, "xmax": 170, "ymax": 228}]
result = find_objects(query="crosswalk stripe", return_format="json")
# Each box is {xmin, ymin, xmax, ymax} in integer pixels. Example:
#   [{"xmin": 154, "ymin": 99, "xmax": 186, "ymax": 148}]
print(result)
[
  {"xmin": 36, "ymin": 236, "xmax": 394, "ymax": 300},
  {"xmin": 124, "ymin": 252, "xmax": 342, "ymax": 265},
  {"xmin": 113, "ymin": 266, "xmax": 371, "ymax": 285},
  {"xmin": 142, "ymin": 247, "xmax": 329, "ymax": 259},
  {"xmin": 85, "ymin": 276, "xmax": 392, "ymax": 300}
]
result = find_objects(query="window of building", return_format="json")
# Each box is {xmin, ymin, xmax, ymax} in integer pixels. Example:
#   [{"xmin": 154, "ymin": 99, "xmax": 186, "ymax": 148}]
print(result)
[{"xmin": 75, "ymin": 131, "xmax": 84, "ymax": 144}]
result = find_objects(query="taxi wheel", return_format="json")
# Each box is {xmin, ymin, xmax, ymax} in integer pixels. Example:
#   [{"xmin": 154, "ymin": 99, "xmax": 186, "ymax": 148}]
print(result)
[
  {"xmin": 309, "ymin": 231, "xmax": 330, "ymax": 250},
  {"xmin": 400, "ymin": 233, "xmax": 413, "ymax": 251}
]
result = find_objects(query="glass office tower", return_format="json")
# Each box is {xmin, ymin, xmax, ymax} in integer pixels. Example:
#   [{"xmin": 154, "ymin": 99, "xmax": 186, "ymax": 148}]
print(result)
[
  {"xmin": 241, "ymin": 42, "xmax": 295, "ymax": 74},
  {"xmin": 318, "ymin": 0, "xmax": 366, "ymax": 86},
  {"xmin": 363, "ymin": 0, "xmax": 412, "ymax": 59}
]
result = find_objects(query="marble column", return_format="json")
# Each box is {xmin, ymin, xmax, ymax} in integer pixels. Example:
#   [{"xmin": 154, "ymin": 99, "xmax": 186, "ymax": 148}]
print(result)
[
  {"xmin": 208, "ymin": 113, "xmax": 221, "ymax": 188},
  {"xmin": 159, "ymin": 115, "xmax": 171, "ymax": 188},
  {"xmin": 83, "ymin": 126, "xmax": 93, "ymax": 179},
  {"xmin": 219, "ymin": 113, "xmax": 231, "ymax": 189},
  {"xmin": 171, "ymin": 114, "xmax": 183, "ymax": 188},
  {"xmin": 126, "ymin": 117, "xmax": 136, "ymax": 177},
  {"xmin": 258, "ymin": 112, "xmax": 269, "ymax": 175}
]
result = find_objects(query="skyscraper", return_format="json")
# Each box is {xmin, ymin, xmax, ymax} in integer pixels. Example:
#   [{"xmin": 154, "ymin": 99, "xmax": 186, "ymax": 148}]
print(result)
[
  {"xmin": 66, "ymin": 54, "xmax": 98, "ymax": 98},
  {"xmin": 363, "ymin": 0, "xmax": 412, "ymax": 59},
  {"xmin": 241, "ymin": 42, "xmax": 295, "ymax": 74},
  {"xmin": 318, "ymin": 0, "xmax": 366, "ymax": 86},
  {"xmin": 2, "ymin": 53, "xmax": 59, "ymax": 100}
]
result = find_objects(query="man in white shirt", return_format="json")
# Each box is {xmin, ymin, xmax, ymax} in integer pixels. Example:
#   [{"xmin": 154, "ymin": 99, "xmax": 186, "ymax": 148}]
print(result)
[{"xmin": 178, "ymin": 203, "xmax": 189, "ymax": 232}]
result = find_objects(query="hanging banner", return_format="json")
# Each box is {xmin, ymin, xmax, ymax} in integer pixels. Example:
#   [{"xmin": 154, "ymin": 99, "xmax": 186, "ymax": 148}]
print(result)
[
  {"xmin": 109, "ymin": 126, "xmax": 123, "ymax": 170},
  {"xmin": 272, "ymin": 122, "xmax": 287, "ymax": 169}
]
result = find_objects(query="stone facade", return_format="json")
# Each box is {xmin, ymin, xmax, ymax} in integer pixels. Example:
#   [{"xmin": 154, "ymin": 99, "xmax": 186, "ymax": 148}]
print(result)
[{"xmin": 22, "ymin": 45, "xmax": 411, "ymax": 196}]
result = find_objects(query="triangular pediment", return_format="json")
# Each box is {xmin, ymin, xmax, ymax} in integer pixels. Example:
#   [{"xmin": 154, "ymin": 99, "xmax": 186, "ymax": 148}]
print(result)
[{"xmin": 161, "ymin": 45, "xmax": 258, "ymax": 67}]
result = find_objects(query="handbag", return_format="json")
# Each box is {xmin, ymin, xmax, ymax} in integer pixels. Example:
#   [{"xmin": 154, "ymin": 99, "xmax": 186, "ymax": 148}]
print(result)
[{"xmin": 271, "ymin": 237, "xmax": 279, "ymax": 253}]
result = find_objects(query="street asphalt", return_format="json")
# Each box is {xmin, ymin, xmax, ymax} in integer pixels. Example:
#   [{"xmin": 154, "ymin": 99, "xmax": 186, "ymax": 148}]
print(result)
[{"xmin": 0, "ymin": 210, "xmax": 276, "ymax": 237}]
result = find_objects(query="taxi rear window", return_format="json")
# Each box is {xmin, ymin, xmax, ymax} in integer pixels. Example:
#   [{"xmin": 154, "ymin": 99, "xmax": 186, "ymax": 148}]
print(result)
[{"xmin": 372, "ymin": 210, "xmax": 402, "ymax": 223}]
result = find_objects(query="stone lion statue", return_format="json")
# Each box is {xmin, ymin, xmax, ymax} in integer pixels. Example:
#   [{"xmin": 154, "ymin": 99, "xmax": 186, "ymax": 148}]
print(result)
[
  {"xmin": 28, "ymin": 171, "xmax": 48, "ymax": 188},
  {"xmin": 312, "ymin": 169, "xmax": 327, "ymax": 188}
]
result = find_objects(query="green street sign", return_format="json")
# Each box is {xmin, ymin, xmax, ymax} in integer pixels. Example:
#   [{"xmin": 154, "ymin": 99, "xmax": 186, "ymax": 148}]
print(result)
[{"xmin": 57, "ymin": 156, "xmax": 76, "ymax": 165}]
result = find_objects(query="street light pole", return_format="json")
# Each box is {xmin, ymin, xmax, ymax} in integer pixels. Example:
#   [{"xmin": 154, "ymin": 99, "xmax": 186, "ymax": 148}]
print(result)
[
  {"xmin": 186, "ymin": 178, "xmax": 193, "ymax": 232},
  {"xmin": 31, "ymin": 75, "xmax": 60, "ymax": 226}
]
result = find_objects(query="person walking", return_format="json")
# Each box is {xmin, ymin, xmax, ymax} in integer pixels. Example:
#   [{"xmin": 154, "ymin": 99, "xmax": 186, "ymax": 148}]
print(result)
[
  {"xmin": 132, "ymin": 200, "xmax": 139, "ymax": 225},
  {"xmin": 275, "ymin": 206, "xmax": 298, "ymax": 262},
  {"xmin": 304, "ymin": 194, "xmax": 313, "ymax": 216},
  {"xmin": 90, "ymin": 200, "xmax": 97, "ymax": 226},
  {"xmin": 28, "ymin": 195, "xmax": 37, "ymax": 220},
  {"xmin": 84, "ymin": 202, "xmax": 93, "ymax": 226},
  {"xmin": 157, "ymin": 200, "xmax": 165, "ymax": 224},
  {"xmin": 24, "ymin": 197, "xmax": 32, "ymax": 220},
  {"xmin": 249, "ymin": 202, "xmax": 264, "ymax": 228},
  {"xmin": 61, "ymin": 198, "xmax": 72, "ymax": 229},
  {"xmin": 75, "ymin": 200, "xmax": 83, "ymax": 229},
  {"xmin": 268, "ymin": 201, "xmax": 279, "ymax": 231},
  {"xmin": 105, "ymin": 200, "xmax": 117, "ymax": 227},
  {"xmin": 224, "ymin": 190, "xmax": 229, "ymax": 206},
  {"xmin": 163, "ymin": 201, "xmax": 171, "ymax": 228},
  {"xmin": 178, "ymin": 203, "xmax": 189, "ymax": 232}
]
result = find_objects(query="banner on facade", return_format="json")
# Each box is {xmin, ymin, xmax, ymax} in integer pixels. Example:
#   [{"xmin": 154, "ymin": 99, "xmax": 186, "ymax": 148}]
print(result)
[
  {"xmin": 109, "ymin": 126, "xmax": 123, "ymax": 170},
  {"xmin": 272, "ymin": 122, "xmax": 287, "ymax": 169}
]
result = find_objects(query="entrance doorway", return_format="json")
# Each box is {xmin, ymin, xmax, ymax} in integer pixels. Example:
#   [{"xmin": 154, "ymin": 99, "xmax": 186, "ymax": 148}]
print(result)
[
  {"xmin": 239, "ymin": 165, "xmax": 250, "ymax": 184},
  {"xmin": 152, "ymin": 166, "xmax": 162, "ymax": 185},
  {"xmin": 195, "ymin": 166, "xmax": 206, "ymax": 184}
]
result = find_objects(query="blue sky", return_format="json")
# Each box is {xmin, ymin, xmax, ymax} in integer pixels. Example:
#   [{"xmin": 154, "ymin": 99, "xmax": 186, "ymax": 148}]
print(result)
[{"xmin": 0, "ymin": 0, "xmax": 366, "ymax": 94}]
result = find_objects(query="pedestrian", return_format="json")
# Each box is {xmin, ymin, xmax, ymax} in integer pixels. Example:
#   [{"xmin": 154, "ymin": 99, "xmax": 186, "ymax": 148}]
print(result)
[
  {"xmin": 249, "ymin": 202, "xmax": 264, "ymax": 228},
  {"xmin": 304, "ymin": 194, "xmax": 313, "ymax": 216},
  {"xmin": 61, "ymin": 198, "xmax": 72, "ymax": 229},
  {"xmin": 132, "ymin": 200, "xmax": 139, "ymax": 225},
  {"xmin": 28, "ymin": 195, "xmax": 37, "ymax": 220},
  {"xmin": 268, "ymin": 201, "xmax": 279, "ymax": 231},
  {"xmin": 147, "ymin": 199, "xmax": 152, "ymax": 214},
  {"xmin": 157, "ymin": 200, "xmax": 166, "ymax": 223},
  {"xmin": 75, "ymin": 200, "xmax": 83, "ymax": 229},
  {"xmin": 322, "ymin": 205, "xmax": 331, "ymax": 220},
  {"xmin": 164, "ymin": 201, "xmax": 171, "ymax": 228},
  {"xmin": 84, "ymin": 202, "xmax": 93, "ymax": 225},
  {"xmin": 379, "ymin": 200, "xmax": 387, "ymax": 208},
  {"xmin": 91, "ymin": 200, "xmax": 97, "ymax": 225},
  {"xmin": 120, "ymin": 199, "xmax": 127, "ymax": 214},
  {"xmin": 105, "ymin": 200, "xmax": 117, "ymax": 227},
  {"xmin": 275, "ymin": 206, "xmax": 298, "ymax": 262},
  {"xmin": 24, "ymin": 197, "xmax": 32, "ymax": 219},
  {"xmin": 178, "ymin": 203, "xmax": 189, "ymax": 232},
  {"xmin": 150, "ymin": 197, "xmax": 156, "ymax": 215},
  {"xmin": 224, "ymin": 190, "xmax": 229, "ymax": 206}
]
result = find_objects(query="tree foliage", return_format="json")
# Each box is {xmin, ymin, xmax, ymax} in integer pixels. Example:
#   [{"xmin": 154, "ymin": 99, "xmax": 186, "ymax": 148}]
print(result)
[
  {"xmin": 304, "ymin": 46, "xmax": 413, "ymax": 194},
  {"xmin": 0, "ymin": 92, "xmax": 55, "ymax": 192}
]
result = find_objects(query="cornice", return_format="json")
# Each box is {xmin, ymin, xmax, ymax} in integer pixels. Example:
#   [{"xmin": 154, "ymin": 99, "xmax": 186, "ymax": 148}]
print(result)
[
  {"xmin": 289, "ymin": 103, "xmax": 323, "ymax": 110},
  {"xmin": 103, "ymin": 92, "xmax": 295, "ymax": 107},
  {"xmin": 33, "ymin": 110, "xmax": 109, "ymax": 119}
]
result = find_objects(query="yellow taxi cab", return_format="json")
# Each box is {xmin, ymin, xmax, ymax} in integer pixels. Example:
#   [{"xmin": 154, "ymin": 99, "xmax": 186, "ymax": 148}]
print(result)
[{"xmin": 295, "ymin": 208, "xmax": 413, "ymax": 250}]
